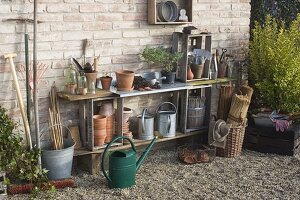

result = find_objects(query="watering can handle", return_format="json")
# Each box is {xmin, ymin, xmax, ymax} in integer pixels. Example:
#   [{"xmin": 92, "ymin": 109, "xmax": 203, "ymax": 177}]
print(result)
[
  {"xmin": 141, "ymin": 108, "xmax": 147, "ymax": 134},
  {"xmin": 167, "ymin": 115, "xmax": 171, "ymax": 134},
  {"xmin": 155, "ymin": 102, "xmax": 177, "ymax": 114},
  {"xmin": 101, "ymin": 136, "xmax": 136, "ymax": 183}
]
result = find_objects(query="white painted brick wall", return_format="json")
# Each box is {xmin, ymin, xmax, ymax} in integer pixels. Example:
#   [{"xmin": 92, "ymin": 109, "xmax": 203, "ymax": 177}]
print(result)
[{"xmin": 0, "ymin": 0, "xmax": 251, "ymax": 134}]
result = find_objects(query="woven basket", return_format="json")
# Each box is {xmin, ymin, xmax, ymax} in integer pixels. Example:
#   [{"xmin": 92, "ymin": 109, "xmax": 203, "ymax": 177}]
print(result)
[{"xmin": 216, "ymin": 119, "xmax": 247, "ymax": 158}]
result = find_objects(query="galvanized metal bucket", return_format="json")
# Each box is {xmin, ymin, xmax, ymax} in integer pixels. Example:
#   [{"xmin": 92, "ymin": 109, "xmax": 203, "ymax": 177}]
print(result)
[
  {"xmin": 156, "ymin": 102, "xmax": 177, "ymax": 137},
  {"xmin": 40, "ymin": 125, "xmax": 75, "ymax": 180},
  {"xmin": 138, "ymin": 108, "xmax": 154, "ymax": 140}
]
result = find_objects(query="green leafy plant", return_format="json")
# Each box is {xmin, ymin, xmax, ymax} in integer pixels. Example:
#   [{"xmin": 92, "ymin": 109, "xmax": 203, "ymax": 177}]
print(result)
[
  {"xmin": 142, "ymin": 46, "xmax": 183, "ymax": 73},
  {"xmin": 249, "ymin": 14, "xmax": 300, "ymax": 113},
  {"xmin": 0, "ymin": 106, "xmax": 48, "ymax": 187}
]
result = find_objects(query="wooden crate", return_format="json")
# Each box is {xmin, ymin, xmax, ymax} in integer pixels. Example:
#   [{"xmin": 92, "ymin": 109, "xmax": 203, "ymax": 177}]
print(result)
[
  {"xmin": 148, "ymin": 0, "xmax": 193, "ymax": 25},
  {"xmin": 172, "ymin": 32, "xmax": 212, "ymax": 83},
  {"xmin": 244, "ymin": 124, "xmax": 300, "ymax": 156}
]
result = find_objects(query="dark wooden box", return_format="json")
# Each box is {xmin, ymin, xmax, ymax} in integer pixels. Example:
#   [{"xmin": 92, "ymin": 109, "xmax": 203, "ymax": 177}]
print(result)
[{"xmin": 244, "ymin": 124, "xmax": 300, "ymax": 156}]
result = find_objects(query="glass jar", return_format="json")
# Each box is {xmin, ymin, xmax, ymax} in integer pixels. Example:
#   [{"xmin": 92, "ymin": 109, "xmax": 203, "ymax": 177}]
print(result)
[
  {"xmin": 77, "ymin": 71, "xmax": 87, "ymax": 95},
  {"xmin": 64, "ymin": 64, "xmax": 77, "ymax": 94}
]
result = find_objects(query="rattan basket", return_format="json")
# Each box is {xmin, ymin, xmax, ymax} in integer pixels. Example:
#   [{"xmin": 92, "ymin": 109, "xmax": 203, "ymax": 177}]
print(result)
[{"xmin": 216, "ymin": 119, "xmax": 247, "ymax": 158}]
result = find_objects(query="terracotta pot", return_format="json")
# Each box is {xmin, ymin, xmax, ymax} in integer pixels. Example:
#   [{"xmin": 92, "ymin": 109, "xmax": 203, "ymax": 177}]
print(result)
[
  {"xmin": 187, "ymin": 66, "xmax": 194, "ymax": 80},
  {"xmin": 94, "ymin": 129, "xmax": 106, "ymax": 146},
  {"xmin": 99, "ymin": 101, "xmax": 114, "ymax": 116},
  {"xmin": 123, "ymin": 107, "xmax": 133, "ymax": 124},
  {"xmin": 85, "ymin": 72, "xmax": 98, "ymax": 90},
  {"xmin": 93, "ymin": 115, "xmax": 107, "ymax": 130},
  {"xmin": 190, "ymin": 64, "xmax": 203, "ymax": 79},
  {"xmin": 115, "ymin": 70, "xmax": 135, "ymax": 91},
  {"xmin": 100, "ymin": 76, "xmax": 112, "ymax": 90}
]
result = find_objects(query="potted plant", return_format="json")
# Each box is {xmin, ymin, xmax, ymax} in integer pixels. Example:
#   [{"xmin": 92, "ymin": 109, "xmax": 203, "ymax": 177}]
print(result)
[
  {"xmin": 142, "ymin": 46, "xmax": 182, "ymax": 84},
  {"xmin": 248, "ymin": 15, "xmax": 300, "ymax": 125},
  {"xmin": 0, "ymin": 106, "xmax": 49, "ymax": 194},
  {"xmin": 100, "ymin": 71, "xmax": 112, "ymax": 90}
]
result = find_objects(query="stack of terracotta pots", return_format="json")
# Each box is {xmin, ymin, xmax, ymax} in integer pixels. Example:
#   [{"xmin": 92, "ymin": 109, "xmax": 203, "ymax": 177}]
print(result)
[
  {"xmin": 122, "ymin": 107, "xmax": 133, "ymax": 144},
  {"xmin": 98, "ymin": 101, "xmax": 115, "ymax": 143},
  {"xmin": 93, "ymin": 115, "xmax": 106, "ymax": 146}
]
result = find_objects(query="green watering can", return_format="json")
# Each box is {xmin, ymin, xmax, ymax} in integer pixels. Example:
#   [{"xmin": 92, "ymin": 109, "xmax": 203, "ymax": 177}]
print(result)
[{"xmin": 101, "ymin": 136, "xmax": 157, "ymax": 189}]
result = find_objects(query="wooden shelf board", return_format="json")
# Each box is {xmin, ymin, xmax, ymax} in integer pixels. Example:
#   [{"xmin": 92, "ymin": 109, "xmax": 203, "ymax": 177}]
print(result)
[
  {"xmin": 57, "ymin": 89, "xmax": 116, "ymax": 101},
  {"xmin": 74, "ymin": 130, "xmax": 207, "ymax": 156},
  {"xmin": 152, "ymin": 21, "xmax": 192, "ymax": 25},
  {"xmin": 187, "ymin": 78, "xmax": 235, "ymax": 86}
]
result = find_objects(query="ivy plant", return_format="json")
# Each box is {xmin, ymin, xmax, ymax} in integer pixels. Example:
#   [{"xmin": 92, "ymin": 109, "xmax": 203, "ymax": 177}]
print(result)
[
  {"xmin": 249, "ymin": 14, "xmax": 300, "ymax": 113},
  {"xmin": 0, "ymin": 106, "xmax": 47, "ymax": 187},
  {"xmin": 141, "ymin": 46, "xmax": 182, "ymax": 73}
]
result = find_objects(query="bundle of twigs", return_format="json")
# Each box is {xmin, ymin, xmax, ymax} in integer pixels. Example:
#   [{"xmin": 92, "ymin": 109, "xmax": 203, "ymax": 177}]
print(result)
[
  {"xmin": 240, "ymin": 85, "xmax": 253, "ymax": 101},
  {"xmin": 227, "ymin": 94, "xmax": 250, "ymax": 125},
  {"xmin": 217, "ymin": 85, "xmax": 234, "ymax": 120},
  {"xmin": 48, "ymin": 82, "xmax": 63, "ymax": 150}
]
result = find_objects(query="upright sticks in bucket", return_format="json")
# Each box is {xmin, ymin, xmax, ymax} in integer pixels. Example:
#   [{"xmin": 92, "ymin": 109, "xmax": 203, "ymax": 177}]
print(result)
[{"xmin": 48, "ymin": 83, "xmax": 63, "ymax": 150}]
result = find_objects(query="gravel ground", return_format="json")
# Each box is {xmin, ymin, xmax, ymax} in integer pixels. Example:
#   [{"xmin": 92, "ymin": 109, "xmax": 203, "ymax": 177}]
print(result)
[{"xmin": 5, "ymin": 149, "xmax": 300, "ymax": 200}]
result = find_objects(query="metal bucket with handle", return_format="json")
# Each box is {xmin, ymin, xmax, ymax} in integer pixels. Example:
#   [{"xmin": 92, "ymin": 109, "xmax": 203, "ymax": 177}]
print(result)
[
  {"xmin": 138, "ymin": 108, "xmax": 154, "ymax": 140},
  {"xmin": 156, "ymin": 102, "xmax": 177, "ymax": 137}
]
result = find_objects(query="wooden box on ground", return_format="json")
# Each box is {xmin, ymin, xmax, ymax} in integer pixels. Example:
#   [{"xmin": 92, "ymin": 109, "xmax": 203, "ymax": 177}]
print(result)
[
  {"xmin": 244, "ymin": 124, "xmax": 300, "ymax": 156},
  {"xmin": 172, "ymin": 32, "xmax": 212, "ymax": 83},
  {"xmin": 148, "ymin": 0, "xmax": 193, "ymax": 25}
]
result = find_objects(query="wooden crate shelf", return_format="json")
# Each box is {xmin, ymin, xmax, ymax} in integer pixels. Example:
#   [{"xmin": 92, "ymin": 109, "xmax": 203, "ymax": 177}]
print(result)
[
  {"xmin": 148, "ymin": 0, "xmax": 193, "ymax": 25},
  {"xmin": 172, "ymin": 32, "xmax": 212, "ymax": 83}
]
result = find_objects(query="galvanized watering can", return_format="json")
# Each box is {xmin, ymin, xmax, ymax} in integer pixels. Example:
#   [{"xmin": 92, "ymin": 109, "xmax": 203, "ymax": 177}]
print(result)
[
  {"xmin": 101, "ymin": 136, "xmax": 157, "ymax": 189},
  {"xmin": 138, "ymin": 108, "xmax": 154, "ymax": 140},
  {"xmin": 156, "ymin": 102, "xmax": 177, "ymax": 137}
]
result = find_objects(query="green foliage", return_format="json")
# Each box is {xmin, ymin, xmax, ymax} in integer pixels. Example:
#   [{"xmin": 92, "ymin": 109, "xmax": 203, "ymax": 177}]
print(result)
[
  {"xmin": 249, "ymin": 14, "xmax": 300, "ymax": 112},
  {"xmin": 0, "ymin": 106, "xmax": 47, "ymax": 186},
  {"xmin": 250, "ymin": 0, "xmax": 300, "ymax": 32},
  {"xmin": 141, "ymin": 46, "xmax": 183, "ymax": 72}
]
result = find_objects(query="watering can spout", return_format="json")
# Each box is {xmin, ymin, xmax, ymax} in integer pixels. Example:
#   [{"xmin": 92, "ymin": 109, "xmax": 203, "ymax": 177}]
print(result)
[{"xmin": 136, "ymin": 136, "xmax": 157, "ymax": 171}]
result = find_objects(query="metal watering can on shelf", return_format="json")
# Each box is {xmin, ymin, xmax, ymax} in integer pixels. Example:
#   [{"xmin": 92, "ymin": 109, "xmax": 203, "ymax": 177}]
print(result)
[
  {"xmin": 138, "ymin": 108, "xmax": 154, "ymax": 140},
  {"xmin": 156, "ymin": 102, "xmax": 177, "ymax": 137},
  {"xmin": 101, "ymin": 136, "xmax": 157, "ymax": 189}
]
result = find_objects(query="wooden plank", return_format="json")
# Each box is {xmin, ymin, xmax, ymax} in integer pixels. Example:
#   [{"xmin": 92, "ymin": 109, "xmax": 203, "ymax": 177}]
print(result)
[
  {"xmin": 87, "ymin": 100, "xmax": 94, "ymax": 151},
  {"xmin": 116, "ymin": 97, "xmax": 124, "ymax": 140},
  {"xmin": 57, "ymin": 89, "xmax": 116, "ymax": 101},
  {"xmin": 148, "ymin": 0, "xmax": 156, "ymax": 24},
  {"xmin": 180, "ymin": 89, "xmax": 188, "ymax": 133},
  {"xmin": 74, "ymin": 130, "xmax": 207, "ymax": 156},
  {"xmin": 79, "ymin": 101, "xmax": 87, "ymax": 147},
  {"xmin": 204, "ymin": 87, "xmax": 212, "ymax": 126}
]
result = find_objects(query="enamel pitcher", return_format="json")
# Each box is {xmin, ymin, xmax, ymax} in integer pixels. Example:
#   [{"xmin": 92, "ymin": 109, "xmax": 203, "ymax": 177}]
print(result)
[
  {"xmin": 101, "ymin": 136, "xmax": 157, "ymax": 189},
  {"xmin": 138, "ymin": 108, "xmax": 154, "ymax": 140},
  {"xmin": 156, "ymin": 102, "xmax": 177, "ymax": 137}
]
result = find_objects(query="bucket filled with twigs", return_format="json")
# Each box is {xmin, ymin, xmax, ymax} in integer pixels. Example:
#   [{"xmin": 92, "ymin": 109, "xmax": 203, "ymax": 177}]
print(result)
[{"xmin": 40, "ymin": 124, "xmax": 75, "ymax": 180}]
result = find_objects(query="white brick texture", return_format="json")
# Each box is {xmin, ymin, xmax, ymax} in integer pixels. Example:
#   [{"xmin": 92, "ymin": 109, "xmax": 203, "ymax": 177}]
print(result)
[{"xmin": 0, "ymin": 0, "xmax": 251, "ymax": 134}]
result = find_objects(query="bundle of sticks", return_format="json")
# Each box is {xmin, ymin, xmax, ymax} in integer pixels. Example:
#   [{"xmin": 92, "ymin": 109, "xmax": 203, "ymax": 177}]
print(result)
[
  {"xmin": 48, "ymin": 82, "xmax": 64, "ymax": 150},
  {"xmin": 226, "ymin": 85, "xmax": 253, "ymax": 125},
  {"xmin": 217, "ymin": 85, "xmax": 234, "ymax": 120}
]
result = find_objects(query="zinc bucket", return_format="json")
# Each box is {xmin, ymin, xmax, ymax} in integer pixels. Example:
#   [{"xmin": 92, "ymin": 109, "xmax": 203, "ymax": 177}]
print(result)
[
  {"xmin": 156, "ymin": 102, "xmax": 177, "ymax": 137},
  {"xmin": 40, "ymin": 125, "xmax": 75, "ymax": 180}
]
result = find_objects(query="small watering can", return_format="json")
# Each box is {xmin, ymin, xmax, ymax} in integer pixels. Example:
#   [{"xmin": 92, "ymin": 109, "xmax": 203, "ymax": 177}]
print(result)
[
  {"xmin": 138, "ymin": 108, "xmax": 154, "ymax": 140},
  {"xmin": 101, "ymin": 136, "xmax": 157, "ymax": 189},
  {"xmin": 156, "ymin": 102, "xmax": 177, "ymax": 137}
]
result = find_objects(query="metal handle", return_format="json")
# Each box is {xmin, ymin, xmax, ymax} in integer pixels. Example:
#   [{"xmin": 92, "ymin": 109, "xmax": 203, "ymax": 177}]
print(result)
[
  {"xmin": 141, "ymin": 108, "xmax": 147, "ymax": 134},
  {"xmin": 155, "ymin": 102, "xmax": 177, "ymax": 114},
  {"xmin": 167, "ymin": 115, "xmax": 171, "ymax": 134},
  {"xmin": 101, "ymin": 136, "xmax": 136, "ymax": 183}
]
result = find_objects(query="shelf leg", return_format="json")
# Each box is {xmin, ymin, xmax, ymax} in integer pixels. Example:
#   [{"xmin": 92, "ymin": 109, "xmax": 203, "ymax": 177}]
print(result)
[{"xmin": 116, "ymin": 98, "xmax": 124, "ymax": 141}]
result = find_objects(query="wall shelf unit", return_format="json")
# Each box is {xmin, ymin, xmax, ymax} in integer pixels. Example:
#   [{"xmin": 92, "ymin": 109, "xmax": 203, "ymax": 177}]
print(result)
[{"xmin": 148, "ymin": 0, "xmax": 193, "ymax": 25}]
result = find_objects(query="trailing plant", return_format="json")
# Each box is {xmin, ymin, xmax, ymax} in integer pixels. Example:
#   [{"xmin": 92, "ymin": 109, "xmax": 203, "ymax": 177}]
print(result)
[
  {"xmin": 249, "ymin": 14, "xmax": 300, "ymax": 113},
  {"xmin": 142, "ymin": 46, "xmax": 182, "ymax": 73},
  {"xmin": 0, "ymin": 106, "xmax": 48, "ymax": 187}
]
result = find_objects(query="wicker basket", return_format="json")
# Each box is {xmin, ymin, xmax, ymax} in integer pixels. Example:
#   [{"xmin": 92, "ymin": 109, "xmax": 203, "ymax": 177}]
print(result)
[{"xmin": 216, "ymin": 119, "xmax": 247, "ymax": 158}]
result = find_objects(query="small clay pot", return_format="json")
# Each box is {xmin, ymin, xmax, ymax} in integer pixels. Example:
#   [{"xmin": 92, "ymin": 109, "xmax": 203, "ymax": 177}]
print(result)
[
  {"xmin": 123, "ymin": 107, "xmax": 133, "ymax": 124},
  {"xmin": 187, "ymin": 66, "xmax": 194, "ymax": 80},
  {"xmin": 94, "ymin": 129, "xmax": 106, "ymax": 146},
  {"xmin": 100, "ymin": 76, "xmax": 112, "ymax": 90},
  {"xmin": 190, "ymin": 64, "xmax": 203, "ymax": 79},
  {"xmin": 115, "ymin": 70, "xmax": 135, "ymax": 91}
]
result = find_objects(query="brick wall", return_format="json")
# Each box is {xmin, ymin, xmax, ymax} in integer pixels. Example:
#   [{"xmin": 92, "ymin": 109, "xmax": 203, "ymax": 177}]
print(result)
[{"xmin": 0, "ymin": 0, "xmax": 250, "ymax": 134}]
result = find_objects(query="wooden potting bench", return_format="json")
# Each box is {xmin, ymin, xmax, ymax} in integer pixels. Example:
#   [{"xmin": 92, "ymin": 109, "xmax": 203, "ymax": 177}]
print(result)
[{"xmin": 58, "ymin": 78, "xmax": 233, "ymax": 174}]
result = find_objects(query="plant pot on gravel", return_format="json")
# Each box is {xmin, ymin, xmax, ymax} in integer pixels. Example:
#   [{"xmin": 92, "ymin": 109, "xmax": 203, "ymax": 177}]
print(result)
[
  {"xmin": 115, "ymin": 70, "xmax": 135, "ymax": 91},
  {"xmin": 100, "ymin": 76, "xmax": 112, "ymax": 90}
]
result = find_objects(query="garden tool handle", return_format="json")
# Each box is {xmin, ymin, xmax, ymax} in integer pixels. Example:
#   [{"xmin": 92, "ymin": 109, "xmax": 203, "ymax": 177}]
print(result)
[{"xmin": 101, "ymin": 136, "xmax": 136, "ymax": 182}]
